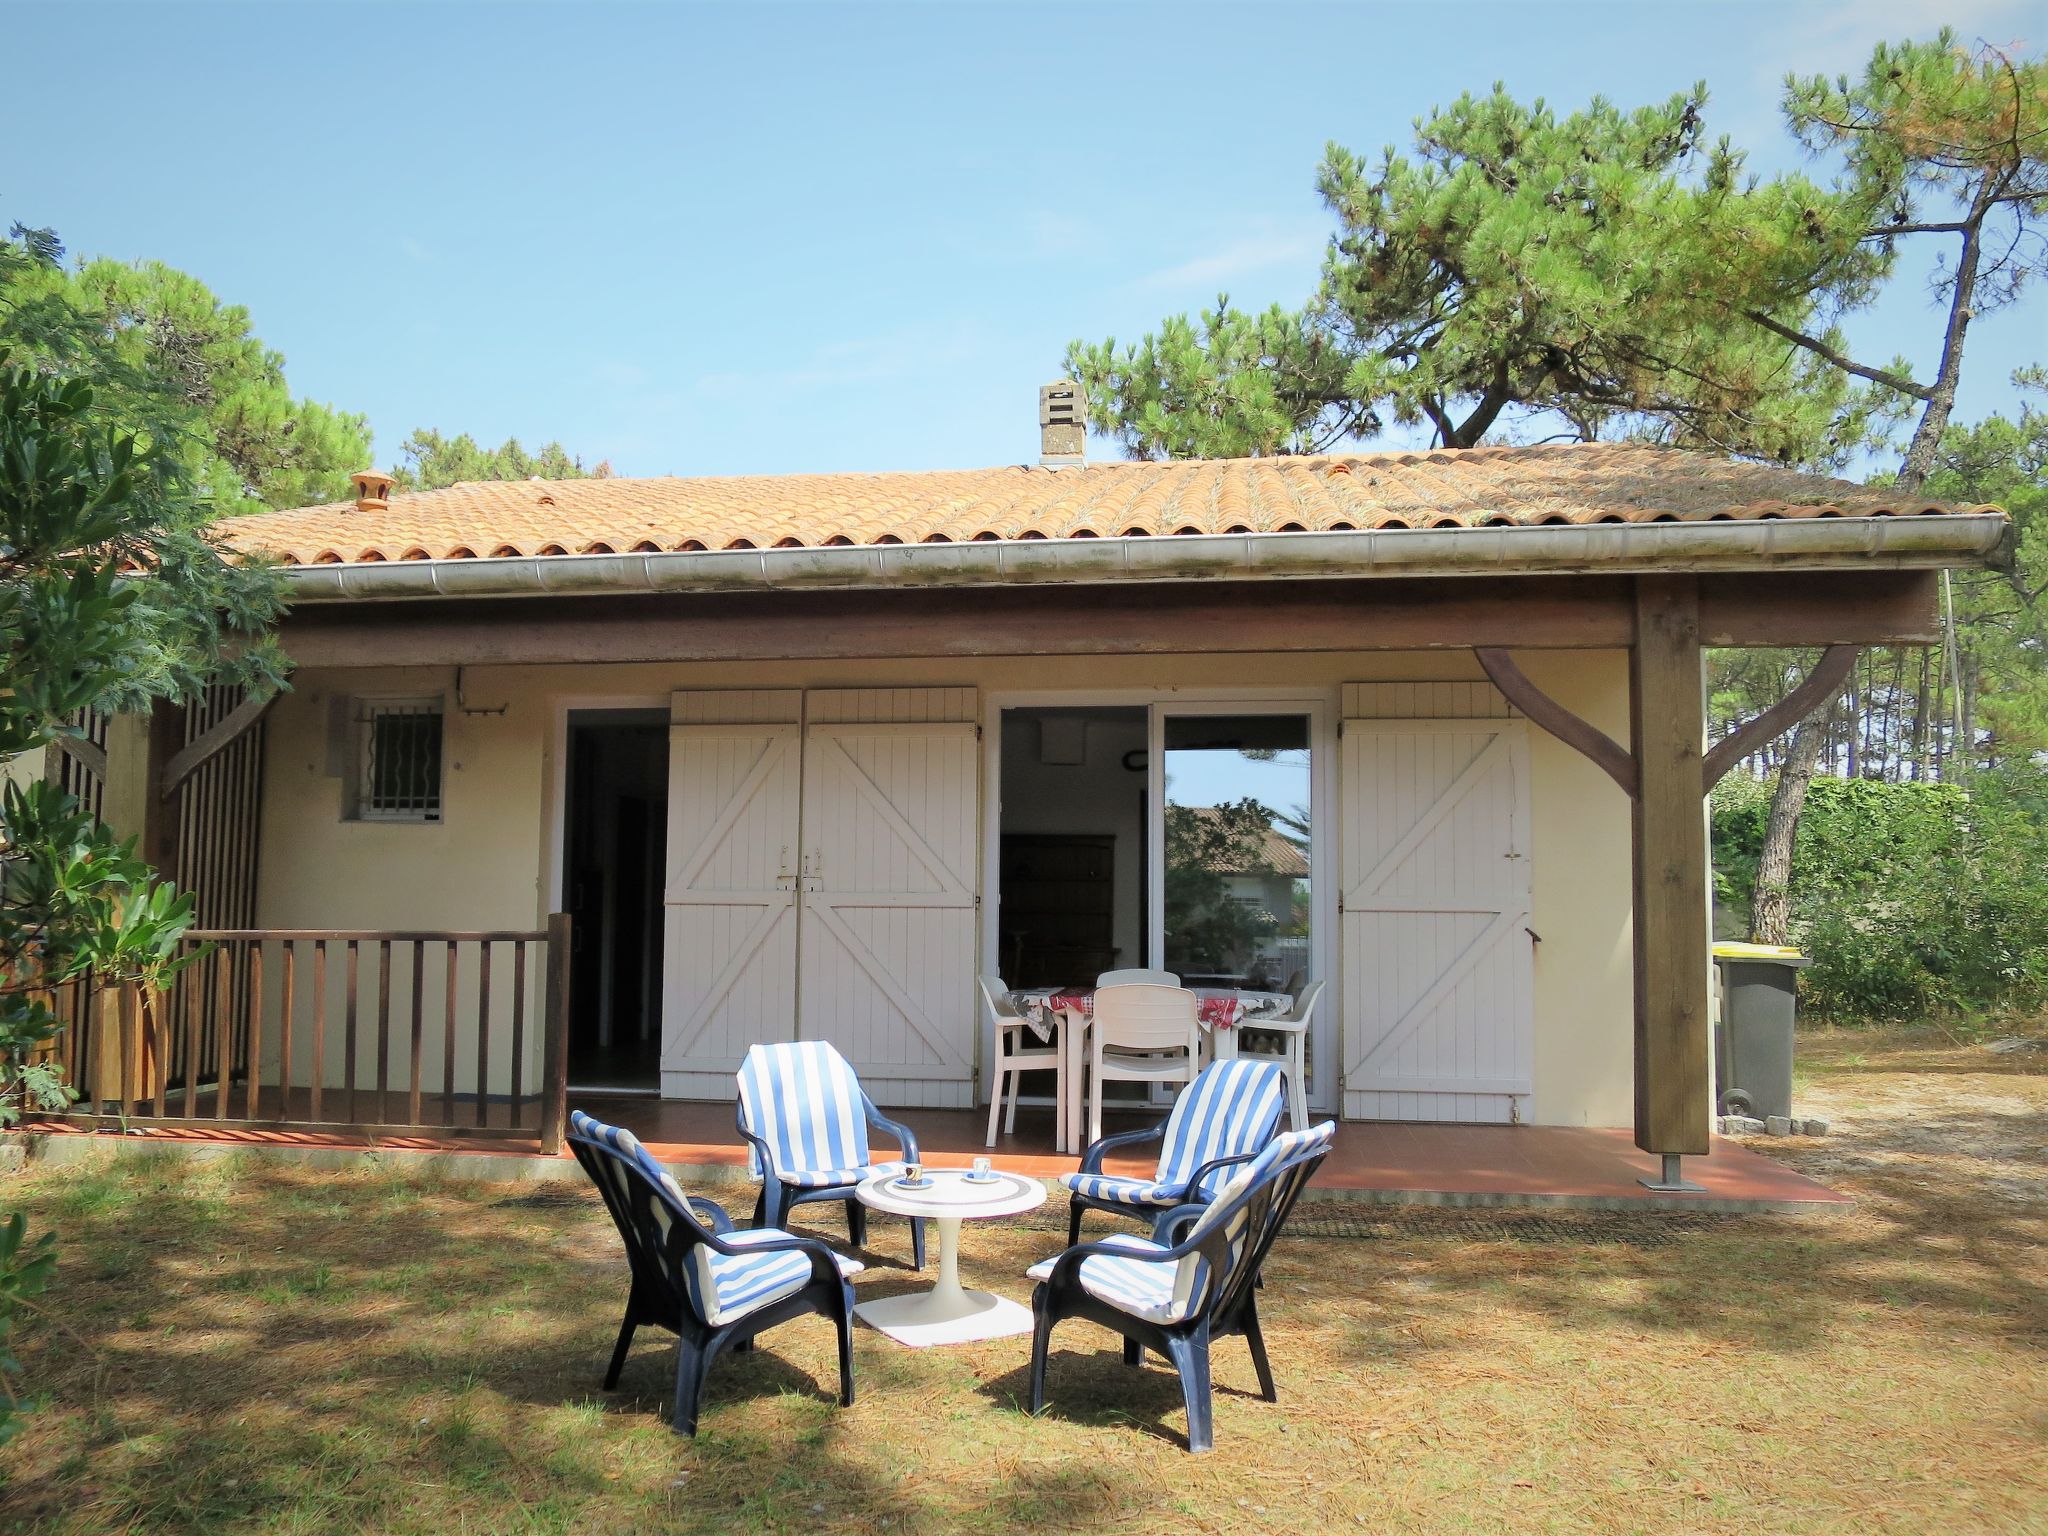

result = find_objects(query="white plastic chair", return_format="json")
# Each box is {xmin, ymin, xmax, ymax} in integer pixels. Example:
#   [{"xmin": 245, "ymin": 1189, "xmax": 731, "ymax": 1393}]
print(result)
[
  {"xmin": 1087, "ymin": 983, "xmax": 1201, "ymax": 1145},
  {"xmin": 981, "ymin": 975, "xmax": 1060, "ymax": 1146},
  {"xmin": 1096, "ymin": 968, "xmax": 1181, "ymax": 988},
  {"xmin": 1233, "ymin": 979, "xmax": 1321, "ymax": 1132}
]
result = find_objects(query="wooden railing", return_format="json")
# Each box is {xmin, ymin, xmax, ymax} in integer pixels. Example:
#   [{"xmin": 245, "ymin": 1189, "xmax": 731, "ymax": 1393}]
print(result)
[{"xmin": 53, "ymin": 914, "xmax": 573, "ymax": 1153}]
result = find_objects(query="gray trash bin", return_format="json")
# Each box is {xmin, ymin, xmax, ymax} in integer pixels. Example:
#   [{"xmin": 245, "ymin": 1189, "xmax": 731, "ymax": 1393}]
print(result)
[{"xmin": 1712, "ymin": 943, "xmax": 1812, "ymax": 1123}]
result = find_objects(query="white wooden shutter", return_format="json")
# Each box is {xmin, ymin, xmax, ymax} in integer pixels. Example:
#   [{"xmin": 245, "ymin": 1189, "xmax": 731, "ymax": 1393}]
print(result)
[
  {"xmin": 659, "ymin": 691, "xmax": 803, "ymax": 1097},
  {"xmin": 797, "ymin": 688, "xmax": 979, "ymax": 1108},
  {"xmin": 1340, "ymin": 715, "xmax": 1533, "ymax": 1123}
]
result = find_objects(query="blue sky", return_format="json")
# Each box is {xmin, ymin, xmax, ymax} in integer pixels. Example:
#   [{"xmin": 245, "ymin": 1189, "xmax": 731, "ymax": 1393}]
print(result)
[{"xmin": 8, "ymin": 0, "xmax": 2043, "ymax": 480}]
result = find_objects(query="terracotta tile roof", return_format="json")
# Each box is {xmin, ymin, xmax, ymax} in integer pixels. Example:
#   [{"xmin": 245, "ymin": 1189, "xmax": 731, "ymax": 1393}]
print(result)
[
  {"xmin": 1180, "ymin": 809, "xmax": 1312, "ymax": 879},
  {"xmin": 219, "ymin": 442, "xmax": 1984, "ymax": 567}
]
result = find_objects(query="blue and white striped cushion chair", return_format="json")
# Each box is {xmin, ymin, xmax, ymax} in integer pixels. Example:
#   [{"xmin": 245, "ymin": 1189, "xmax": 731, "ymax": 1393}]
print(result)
[
  {"xmin": 736, "ymin": 1041, "xmax": 926, "ymax": 1269},
  {"xmin": 568, "ymin": 1109, "xmax": 862, "ymax": 1436},
  {"xmin": 1027, "ymin": 1120, "xmax": 1335, "ymax": 1454},
  {"xmin": 1058, "ymin": 1058, "xmax": 1286, "ymax": 1244}
]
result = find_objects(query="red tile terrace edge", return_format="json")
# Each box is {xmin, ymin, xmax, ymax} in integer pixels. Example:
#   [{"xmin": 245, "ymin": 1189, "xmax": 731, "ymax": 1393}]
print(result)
[{"xmin": 18, "ymin": 1106, "xmax": 1849, "ymax": 1214}]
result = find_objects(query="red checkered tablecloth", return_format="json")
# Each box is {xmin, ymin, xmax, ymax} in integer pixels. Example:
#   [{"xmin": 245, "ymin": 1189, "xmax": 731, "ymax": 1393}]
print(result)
[{"xmin": 1013, "ymin": 985, "xmax": 1292, "ymax": 1041}]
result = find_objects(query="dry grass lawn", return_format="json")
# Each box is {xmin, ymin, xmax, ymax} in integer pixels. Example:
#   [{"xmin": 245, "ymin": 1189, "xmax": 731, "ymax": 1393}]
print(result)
[{"xmin": 2, "ymin": 1027, "xmax": 2044, "ymax": 1534}]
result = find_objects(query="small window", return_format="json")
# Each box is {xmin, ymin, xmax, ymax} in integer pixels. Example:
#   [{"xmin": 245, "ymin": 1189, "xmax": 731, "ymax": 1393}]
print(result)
[{"xmin": 355, "ymin": 700, "xmax": 444, "ymax": 822}]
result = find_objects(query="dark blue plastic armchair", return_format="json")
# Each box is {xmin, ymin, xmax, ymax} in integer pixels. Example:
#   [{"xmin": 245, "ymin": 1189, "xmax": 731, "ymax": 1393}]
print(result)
[
  {"xmin": 1060, "ymin": 1058, "xmax": 1286, "ymax": 1245},
  {"xmin": 1027, "ymin": 1121, "xmax": 1334, "ymax": 1453},
  {"xmin": 569, "ymin": 1110, "xmax": 862, "ymax": 1436}
]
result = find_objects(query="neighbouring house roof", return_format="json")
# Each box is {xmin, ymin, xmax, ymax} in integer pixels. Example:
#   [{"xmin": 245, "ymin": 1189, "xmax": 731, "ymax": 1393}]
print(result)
[
  {"xmin": 220, "ymin": 441, "xmax": 1997, "ymax": 567},
  {"xmin": 1180, "ymin": 808, "xmax": 1312, "ymax": 879}
]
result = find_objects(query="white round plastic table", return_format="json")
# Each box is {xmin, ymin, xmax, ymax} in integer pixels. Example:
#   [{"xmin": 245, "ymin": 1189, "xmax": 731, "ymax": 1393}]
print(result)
[{"xmin": 851, "ymin": 1168, "xmax": 1047, "ymax": 1347}]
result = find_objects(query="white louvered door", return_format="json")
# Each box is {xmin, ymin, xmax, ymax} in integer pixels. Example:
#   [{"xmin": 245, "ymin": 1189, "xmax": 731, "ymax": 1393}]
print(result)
[
  {"xmin": 659, "ymin": 692, "xmax": 803, "ymax": 1098},
  {"xmin": 1340, "ymin": 716, "xmax": 1533, "ymax": 1123},
  {"xmin": 796, "ymin": 690, "xmax": 979, "ymax": 1108}
]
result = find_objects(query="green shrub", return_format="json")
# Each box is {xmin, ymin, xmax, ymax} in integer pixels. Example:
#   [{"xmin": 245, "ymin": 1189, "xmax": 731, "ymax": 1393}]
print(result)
[{"xmin": 1711, "ymin": 770, "xmax": 2048, "ymax": 1023}]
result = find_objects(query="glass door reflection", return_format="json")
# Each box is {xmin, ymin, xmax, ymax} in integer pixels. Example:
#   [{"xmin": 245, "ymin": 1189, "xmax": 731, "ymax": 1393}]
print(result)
[{"xmin": 1158, "ymin": 713, "xmax": 1312, "ymax": 993}]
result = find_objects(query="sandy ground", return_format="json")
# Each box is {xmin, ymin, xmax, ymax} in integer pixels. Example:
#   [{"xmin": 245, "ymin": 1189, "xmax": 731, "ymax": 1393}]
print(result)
[{"xmin": 1768, "ymin": 1026, "xmax": 2048, "ymax": 1206}]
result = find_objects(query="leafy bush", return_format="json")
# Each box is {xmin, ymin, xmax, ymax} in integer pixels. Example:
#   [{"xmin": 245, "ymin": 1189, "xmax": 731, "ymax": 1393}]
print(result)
[
  {"xmin": 0, "ymin": 1212, "xmax": 57, "ymax": 1450},
  {"xmin": 1, "ymin": 776, "xmax": 201, "ymax": 1128},
  {"xmin": 1712, "ymin": 770, "xmax": 2048, "ymax": 1022},
  {"xmin": 0, "ymin": 361, "xmax": 267, "ymax": 1450}
]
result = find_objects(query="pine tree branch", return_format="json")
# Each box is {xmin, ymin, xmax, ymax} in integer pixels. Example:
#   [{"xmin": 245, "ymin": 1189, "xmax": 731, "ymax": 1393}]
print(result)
[
  {"xmin": 1418, "ymin": 397, "xmax": 1456, "ymax": 447},
  {"xmin": 1741, "ymin": 310, "xmax": 1933, "ymax": 399},
  {"xmin": 1860, "ymin": 221, "xmax": 1975, "ymax": 237},
  {"xmin": 1453, "ymin": 376, "xmax": 1514, "ymax": 446}
]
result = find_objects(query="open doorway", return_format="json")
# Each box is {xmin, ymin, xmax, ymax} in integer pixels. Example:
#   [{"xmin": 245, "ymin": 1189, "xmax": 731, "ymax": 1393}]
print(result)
[
  {"xmin": 996, "ymin": 706, "xmax": 1148, "ymax": 989},
  {"xmin": 564, "ymin": 711, "xmax": 668, "ymax": 1092}
]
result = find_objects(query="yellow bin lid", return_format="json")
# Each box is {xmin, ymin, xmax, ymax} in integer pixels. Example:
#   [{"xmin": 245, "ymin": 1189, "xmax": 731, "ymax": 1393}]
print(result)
[{"xmin": 1712, "ymin": 941, "xmax": 1809, "ymax": 963}]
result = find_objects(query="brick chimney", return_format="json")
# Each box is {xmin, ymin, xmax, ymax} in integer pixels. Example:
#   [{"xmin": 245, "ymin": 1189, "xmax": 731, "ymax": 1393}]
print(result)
[
  {"xmin": 1038, "ymin": 380, "xmax": 1085, "ymax": 467},
  {"xmin": 350, "ymin": 469, "xmax": 394, "ymax": 512}
]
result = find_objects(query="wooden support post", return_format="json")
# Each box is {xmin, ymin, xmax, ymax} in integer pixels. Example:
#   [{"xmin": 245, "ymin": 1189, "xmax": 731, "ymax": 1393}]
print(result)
[
  {"xmin": 539, "ymin": 913, "xmax": 573, "ymax": 1155},
  {"xmin": 97, "ymin": 703, "xmax": 181, "ymax": 864},
  {"xmin": 1630, "ymin": 577, "xmax": 1712, "ymax": 1182},
  {"xmin": 144, "ymin": 699, "xmax": 185, "ymax": 874}
]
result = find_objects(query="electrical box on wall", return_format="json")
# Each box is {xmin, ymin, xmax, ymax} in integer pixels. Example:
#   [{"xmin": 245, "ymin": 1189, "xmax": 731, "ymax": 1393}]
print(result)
[{"xmin": 1038, "ymin": 716, "xmax": 1087, "ymax": 766}]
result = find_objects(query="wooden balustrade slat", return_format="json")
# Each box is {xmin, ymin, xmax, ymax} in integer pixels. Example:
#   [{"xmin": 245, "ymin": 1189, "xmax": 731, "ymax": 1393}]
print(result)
[
  {"xmin": 311, "ymin": 940, "xmax": 327, "ymax": 1122},
  {"xmin": 509, "ymin": 941, "xmax": 527, "ymax": 1128},
  {"xmin": 245, "ymin": 943, "xmax": 264, "ymax": 1118},
  {"xmin": 280, "ymin": 941, "xmax": 296, "ymax": 1112},
  {"xmin": 182, "ymin": 959, "xmax": 199, "ymax": 1117},
  {"xmin": 375, "ymin": 941, "xmax": 392, "ymax": 1125},
  {"xmin": 408, "ymin": 939, "xmax": 425, "ymax": 1128},
  {"xmin": 540, "ymin": 912, "xmax": 572, "ymax": 1155},
  {"xmin": 215, "ymin": 943, "xmax": 233, "ymax": 1114},
  {"xmin": 476, "ymin": 940, "xmax": 492, "ymax": 1129},
  {"xmin": 63, "ymin": 982, "xmax": 76, "ymax": 1091},
  {"xmin": 119, "ymin": 987, "xmax": 140, "ymax": 1122},
  {"xmin": 344, "ymin": 939, "xmax": 359, "ymax": 1124},
  {"xmin": 149, "ymin": 987, "xmax": 166, "ymax": 1118},
  {"xmin": 108, "ymin": 983, "xmax": 118, "ymax": 1112},
  {"xmin": 442, "ymin": 940, "xmax": 458, "ymax": 1123}
]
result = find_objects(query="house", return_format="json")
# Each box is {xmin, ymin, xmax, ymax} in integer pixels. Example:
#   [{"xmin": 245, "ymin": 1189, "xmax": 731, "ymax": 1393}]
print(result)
[
  {"xmin": 1167, "ymin": 805, "xmax": 1310, "ymax": 991},
  {"xmin": 42, "ymin": 390, "xmax": 2007, "ymax": 1190}
]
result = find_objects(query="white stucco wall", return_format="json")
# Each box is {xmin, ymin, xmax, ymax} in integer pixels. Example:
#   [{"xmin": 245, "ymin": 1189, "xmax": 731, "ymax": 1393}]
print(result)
[
  {"xmin": 251, "ymin": 649, "xmax": 1635, "ymax": 1127},
  {"xmin": 1, "ymin": 746, "xmax": 47, "ymax": 803}
]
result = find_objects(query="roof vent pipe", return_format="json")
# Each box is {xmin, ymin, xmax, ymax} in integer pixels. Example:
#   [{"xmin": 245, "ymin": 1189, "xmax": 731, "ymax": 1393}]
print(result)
[
  {"xmin": 1039, "ymin": 379, "xmax": 1085, "ymax": 467},
  {"xmin": 350, "ymin": 469, "xmax": 395, "ymax": 513}
]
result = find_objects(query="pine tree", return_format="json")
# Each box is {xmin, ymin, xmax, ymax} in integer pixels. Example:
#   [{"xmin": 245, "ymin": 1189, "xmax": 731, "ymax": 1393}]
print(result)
[
  {"xmin": 391, "ymin": 429, "xmax": 610, "ymax": 491},
  {"xmin": 1745, "ymin": 35, "xmax": 2045, "ymax": 940},
  {"xmin": 0, "ymin": 226, "xmax": 371, "ymax": 514},
  {"xmin": 1069, "ymin": 83, "xmax": 1894, "ymax": 464}
]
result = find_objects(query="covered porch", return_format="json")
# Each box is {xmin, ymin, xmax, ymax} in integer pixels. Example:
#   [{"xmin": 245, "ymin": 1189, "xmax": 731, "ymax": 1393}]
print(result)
[{"xmin": 32, "ymin": 443, "xmax": 2007, "ymax": 1205}]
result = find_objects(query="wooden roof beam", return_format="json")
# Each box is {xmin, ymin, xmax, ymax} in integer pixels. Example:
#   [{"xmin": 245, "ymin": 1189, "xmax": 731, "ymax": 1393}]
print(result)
[
  {"xmin": 161, "ymin": 692, "xmax": 273, "ymax": 796},
  {"xmin": 1702, "ymin": 647, "xmax": 1861, "ymax": 790},
  {"xmin": 1474, "ymin": 648, "xmax": 1637, "ymax": 797}
]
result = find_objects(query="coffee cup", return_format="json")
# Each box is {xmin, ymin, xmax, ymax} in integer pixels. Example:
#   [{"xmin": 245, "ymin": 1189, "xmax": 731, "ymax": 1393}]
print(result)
[
  {"xmin": 902, "ymin": 1161, "xmax": 923, "ymax": 1184},
  {"xmin": 970, "ymin": 1157, "xmax": 993, "ymax": 1181}
]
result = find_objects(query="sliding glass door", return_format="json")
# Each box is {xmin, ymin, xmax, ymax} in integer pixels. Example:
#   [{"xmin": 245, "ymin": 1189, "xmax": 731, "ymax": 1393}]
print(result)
[{"xmin": 1148, "ymin": 703, "xmax": 1330, "ymax": 1110}]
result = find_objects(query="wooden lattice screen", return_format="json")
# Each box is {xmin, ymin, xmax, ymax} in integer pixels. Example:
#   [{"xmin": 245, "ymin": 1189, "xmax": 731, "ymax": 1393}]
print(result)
[
  {"xmin": 162, "ymin": 686, "xmax": 267, "ymax": 1095},
  {"xmin": 54, "ymin": 691, "xmax": 268, "ymax": 1103},
  {"xmin": 168, "ymin": 685, "xmax": 266, "ymax": 931}
]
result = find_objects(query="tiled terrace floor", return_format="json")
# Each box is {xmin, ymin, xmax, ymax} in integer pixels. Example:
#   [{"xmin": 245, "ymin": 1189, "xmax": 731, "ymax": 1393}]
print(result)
[
  {"xmin": 27, "ymin": 1095, "xmax": 1849, "ymax": 1213},
  {"xmin": 582, "ymin": 1095, "xmax": 1849, "ymax": 1213}
]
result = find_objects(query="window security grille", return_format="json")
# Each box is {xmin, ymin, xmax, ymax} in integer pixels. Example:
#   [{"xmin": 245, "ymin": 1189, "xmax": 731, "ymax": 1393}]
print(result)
[{"xmin": 358, "ymin": 702, "xmax": 443, "ymax": 821}]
